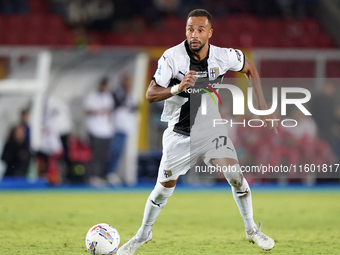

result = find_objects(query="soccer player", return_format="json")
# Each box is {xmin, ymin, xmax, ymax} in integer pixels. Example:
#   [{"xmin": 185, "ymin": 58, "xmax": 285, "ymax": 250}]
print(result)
[{"xmin": 117, "ymin": 9, "xmax": 278, "ymax": 254}]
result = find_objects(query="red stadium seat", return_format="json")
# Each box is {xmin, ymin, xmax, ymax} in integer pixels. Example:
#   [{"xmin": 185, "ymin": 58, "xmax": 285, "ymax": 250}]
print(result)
[
  {"xmin": 88, "ymin": 31, "xmax": 104, "ymax": 45},
  {"xmin": 46, "ymin": 15, "xmax": 67, "ymax": 32},
  {"xmin": 6, "ymin": 15, "xmax": 26, "ymax": 33},
  {"xmin": 0, "ymin": 17, "xmax": 5, "ymax": 44},
  {"xmin": 279, "ymin": 36, "xmax": 297, "ymax": 48},
  {"xmin": 212, "ymin": 17, "xmax": 227, "ymax": 34},
  {"xmin": 239, "ymin": 14, "xmax": 259, "ymax": 32},
  {"xmin": 26, "ymin": 14, "xmax": 46, "ymax": 32},
  {"xmin": 261, "ymin": 18, "xmax": 282, "ymax": 36},
  {"xmin": 210, "ymin": 32, "xmax": 236, "ymax": 48},
  {"xmin": 298, "ymin": 35, "xmax": 315, "ymax": 48},
  {"xmin": 316, "ymin": 34, "xmax": 335, "ymax": 48},
  {"xmin": 28, "ymin": 0, "xmax": 49, "ymax": 14},
  {"xmin": 226, "ymin": 15, "xmax": 243, "ymax": 33},
  {"xmin": 238, "ymin": 33, "xmax": 255, "ymax": 48},
  {"xmin": 103, "ymin": 33, "xmax": 118, "ymax": 45},
  {"xmin": 163, "ymin": 16, "xmax": 185, "ymax": 33},
  {"xmin": 23, "ymin": 29, "xmax": 44, "ymax": 45},
  {"xmin": 43, "ymin": 32, "xmax": 61, "ymax": 46},
  {"xmin": 158, "ymin": 31, "xmax": 183, "ymax": 47},
  {"xmin": 257, "ymin": 33, "xmax": 278, "ymax": 48},
  {"xmin": 138, "ymin": 30, "xmax": 158, "ymax": 47},
  {"xmin": 326, "ymin": 61, "xmax": 340, "ymax": 78},
  {"xmin": 301, "ymin": 18, "xmax": 321, "ymax": 37},
  {"xmin": 117, "ymin": 33, "xmax": 137, "ymax": 46},
  {"xmin": 3, "ymin": 30, "xmax": 23, "ymax": 45},
  {"xmin": 60, "ymin": 31, "xmax": 76, "ymax": 46}
]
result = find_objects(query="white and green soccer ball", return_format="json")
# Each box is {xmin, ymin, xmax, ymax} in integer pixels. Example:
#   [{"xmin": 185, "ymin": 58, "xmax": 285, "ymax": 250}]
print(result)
[{"xmin": 85, "ymin": 223, "xmax": 120, "ymax": 254}]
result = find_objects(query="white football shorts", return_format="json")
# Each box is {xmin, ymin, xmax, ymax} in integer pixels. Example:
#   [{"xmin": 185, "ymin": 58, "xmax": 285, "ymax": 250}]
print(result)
[{"xmin": 157, "ymin": 127, "xmax": 238, "ymax": 182}]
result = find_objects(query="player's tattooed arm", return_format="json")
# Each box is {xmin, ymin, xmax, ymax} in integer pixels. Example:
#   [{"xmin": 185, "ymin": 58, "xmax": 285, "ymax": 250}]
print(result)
[
  {"xmin": 240, "ymin": 57, "xmax": 279, "ymax": 133},
  {"xmin": 146, "ymin": 71, "xmax": 197, "ymax": 103}
]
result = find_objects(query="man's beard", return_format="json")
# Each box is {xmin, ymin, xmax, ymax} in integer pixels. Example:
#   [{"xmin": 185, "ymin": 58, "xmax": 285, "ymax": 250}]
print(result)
[{"xmin": 189, "ymin": 41, "xmax": 206, "ymax": 53}]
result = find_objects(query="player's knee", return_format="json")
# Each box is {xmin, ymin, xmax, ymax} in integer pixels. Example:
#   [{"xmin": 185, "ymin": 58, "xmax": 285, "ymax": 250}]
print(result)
[
  {"xmin": 228, "ymin": 174, "xmax": 243, "ymax": 189},
  {"xmin": 224, "ymin": 164, "xmax": 244, "ymax": 189}
]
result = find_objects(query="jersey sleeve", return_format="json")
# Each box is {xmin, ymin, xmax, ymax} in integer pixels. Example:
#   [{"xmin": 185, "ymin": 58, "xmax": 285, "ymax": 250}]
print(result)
[
  {"xmin": 153, "ymin": 54, "xmax": 174, "ymax": 88},
  {"xmin": 223, "ymin": 48, "xmax": 245, "ymax": 72}
]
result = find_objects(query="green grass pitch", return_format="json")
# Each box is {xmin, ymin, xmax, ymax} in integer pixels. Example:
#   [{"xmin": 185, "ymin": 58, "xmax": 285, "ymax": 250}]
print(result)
[{"xmin": 0, "ymin": 190, "xmax": 339, "ymax": 254}]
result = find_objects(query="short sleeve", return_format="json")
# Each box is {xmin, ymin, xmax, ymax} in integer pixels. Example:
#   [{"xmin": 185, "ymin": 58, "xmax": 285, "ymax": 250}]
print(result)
[
  {"xmin": 225, "ymin": 48, "xmax": 245, "ymax": 72},
  {"xmin": 153, "ymin": 54, "xmax": 174, "ymax": 88}
]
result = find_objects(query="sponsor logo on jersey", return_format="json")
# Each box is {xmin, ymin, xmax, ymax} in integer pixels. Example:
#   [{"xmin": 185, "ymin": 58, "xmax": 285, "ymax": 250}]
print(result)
[
  {"xmin": 184, "ymin": 83, "xmax": 223, "ymax": 106},
  {"xmin": 194, "ymin": 71, "xmax": 208, "ymax": 78},
  {"xmin": 157, "ymin": 65, "xmax": 162, "ymax": 75}
]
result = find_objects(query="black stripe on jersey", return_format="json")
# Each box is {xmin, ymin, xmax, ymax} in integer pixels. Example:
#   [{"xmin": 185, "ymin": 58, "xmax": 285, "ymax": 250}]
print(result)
[
  {"xmin": 237, "ymin": 52, "xmax": 246, "ymax": 72},
  {"xmin": 173, "ymin": 41, "xmax": 210, "ymax": 136},
  {"xmin": 151, "ymin": 76, "xmax": 181, "ymax": 88},
  {"xmin": 173, "ymin": 94, "xmax": 201, "ymax": 136}
]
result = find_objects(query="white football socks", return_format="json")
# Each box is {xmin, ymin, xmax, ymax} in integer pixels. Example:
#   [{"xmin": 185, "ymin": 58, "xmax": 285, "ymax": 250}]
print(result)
[
  {"xmin": 137, "ymin": 181, "xmax": 175, "ymax": 241},
  {"xmin": 225, "ymin": 164, "xmax": 257, "ymax": 231}
]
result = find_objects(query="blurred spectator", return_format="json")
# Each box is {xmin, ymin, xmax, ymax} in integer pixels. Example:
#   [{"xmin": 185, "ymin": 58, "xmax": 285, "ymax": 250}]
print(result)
[
  {"xmin": 36, "ymin": 96, "xmax": 72, "ymax": 184},
  {"xmin": 153, "ymin": 0, "xmax": 179, "ymax": 15},
  {"xmin": 276, "ymin": 0, "xmax": 295, "ymax": 17},
  {"xmin": 145, "ymin": 0, "xmax": 180, "ymax": 27},
  {"xmin": 46, "ymin": 96, "xmax": 73, "ymax": 179},
  {"xmin": 67, "ymin": 0, "xmax": 88, "ymax": 28},
  {"xmin": 1, "ymin": 124, "xmax": 32, "ymax": 176},
  {"xmin": 330, "ymin": 106, "xmax": 340, "ymax": 159},
  {"xmin": 66, "ymin": 0, "xmax": 114, "ymax": 30},
  {"xmin": 86, "ymin": 0, "xmax": 114, "ymax": 31},
  {"xmin": 107, "ymin": 76, "xmax": 138, "ymax": 185},
  {"xmin": 285, "ymin": 108, "xmax": 317, "ymax": 142},
  {"xmin": 20, "ymin": 108, "xmax": 30, "ymax": 143},
  {"xmin": 84, "ymin": 77, "xmax": 114, "ymax": 186},
  {"xmin": 311, "ymin": 82, "xmax": 336, "ymax": 145},
  {"xmin": 37, "ymin": 117, "xmax": 62, "ymax": 181}
]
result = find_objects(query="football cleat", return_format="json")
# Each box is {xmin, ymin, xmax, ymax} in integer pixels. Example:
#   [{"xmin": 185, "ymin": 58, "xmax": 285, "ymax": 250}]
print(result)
[
  {"xmin": 246, "ymin": 221, "xmax": 275, "ymax": 250},
  {"xmin": 116, "ymin": 231, "xmax": 153, "ymax": 255}
]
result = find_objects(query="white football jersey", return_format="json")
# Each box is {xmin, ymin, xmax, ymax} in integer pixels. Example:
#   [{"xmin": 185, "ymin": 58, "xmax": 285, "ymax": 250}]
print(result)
[{"xmin": 153, "ymin": 40, "xmax": 245, "ymax": 136}]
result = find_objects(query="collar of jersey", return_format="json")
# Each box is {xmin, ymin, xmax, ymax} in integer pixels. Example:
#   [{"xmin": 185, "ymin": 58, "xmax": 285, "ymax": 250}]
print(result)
[{"xmin": 184, "ymin": 40, "xmax": 210, "ymax": 63}]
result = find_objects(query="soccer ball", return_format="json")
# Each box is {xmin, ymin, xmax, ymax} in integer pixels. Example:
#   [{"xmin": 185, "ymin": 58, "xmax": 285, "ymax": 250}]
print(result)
[{"xmin": 85, "ymin": 223, "xmax": 120, "ymax": 254}]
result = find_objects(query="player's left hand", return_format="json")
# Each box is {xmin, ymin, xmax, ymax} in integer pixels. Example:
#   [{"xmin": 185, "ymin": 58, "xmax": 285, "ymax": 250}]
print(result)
[{"xmin": 257, "ymin": 100, "xmax": 279, "ymax": 133}]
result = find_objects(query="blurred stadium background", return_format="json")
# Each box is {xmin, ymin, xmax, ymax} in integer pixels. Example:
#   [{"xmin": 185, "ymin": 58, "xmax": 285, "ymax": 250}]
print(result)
[{"xmin": 0, "ymin": 0, "xmax": 340, "ymax": 189}]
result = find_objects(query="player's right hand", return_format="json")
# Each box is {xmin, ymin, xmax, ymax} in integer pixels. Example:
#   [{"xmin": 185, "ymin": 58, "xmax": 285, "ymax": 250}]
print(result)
[{"xmin": 178, "ymin": 71, "xmax": 198, "ymax": 92}]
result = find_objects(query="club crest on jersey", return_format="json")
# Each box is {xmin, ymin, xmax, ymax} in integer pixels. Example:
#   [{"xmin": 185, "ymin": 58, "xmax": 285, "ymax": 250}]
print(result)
[
  {"xmin": 163, "ymin": 170, "xmax": 172, "ymax": 178},
  {"xmin": 210, "ymin": 67, "xmax": 219, "ymax": 78}
]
